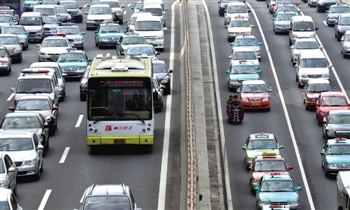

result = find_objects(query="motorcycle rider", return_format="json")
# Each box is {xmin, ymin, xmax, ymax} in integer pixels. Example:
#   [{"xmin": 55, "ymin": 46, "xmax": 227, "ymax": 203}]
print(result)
[{"xmin": 226, "ymin": 94, "xmax": 244, "ymax": 122}]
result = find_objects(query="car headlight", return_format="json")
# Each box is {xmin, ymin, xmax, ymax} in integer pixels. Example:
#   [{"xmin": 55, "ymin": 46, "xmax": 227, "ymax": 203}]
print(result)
[
  {"xmin": 77, "ymin": 67, "xmax": 86, "ymax": 70},
  {"xmin": 300, "ymin": 73, "xmax": 307, "ymax": 78},
  {"xmin": 322, "ymin": 72, "xmax": 329, "ymax": 78},
  {"xmin": 36, "ymin": 29, "xmax": 42, "ymax": 34},
  {"xmin": 310, "ymin": 34, "xmax": 316, "ymax": 38},
  {"xmin": 339, "ymin": 28, "xmax": 344, "ymax": 33},
  {"xmin": 327, "ymin": 163, "xmax": 336, "ymax": 167},
  {"xmin": 289, "ymin": 200, "xmax": 299, "ymax": 205},
  {"xmin": 0, "ymin": 180, "xmax": 7, "ymax": 187},
  {"xmin": 261, "ymin": 97, "xmax": 270, "ymax": 102},
  {"xmin": 258, "ymin": 200, "xmax": 269, "ymax": 205},
  {"xmin": 327, "ymin": 129, "xmax": 335, "ymax": 135},
  {"xmin": 75, "ymin": 37, "xmax": 83, "ymax": 42},
  {"xmin": 24, "ymin": 158, "xmax": 36, "ymax": 166},
  {"xmin": 155, "ymin": 35, "xmax": 163, "ymax": 40},
  {"xmin": 13, "ymin": 48, "xmax": 21, "ymax": 53},
  {"xmin": 242, "ymin": 97, "xmax": 249, "ymax": 102},
  {"xmin": 292, "ymin": 34, "xmax": 298, "ymax": 39},
  {"xmin": 160, "ymin": 78, "xmax": 169, "ymax": 84},
  {"xmin": 67, "ymin": 15, "xmax": 72, "ymax": 20},
  {"xmin": 101, "ymin": 37, "xmax": 109, "ymax": 41},
  {"xmin": 320, "ymin": 111, "xmax": 327, "ymax": 116}
]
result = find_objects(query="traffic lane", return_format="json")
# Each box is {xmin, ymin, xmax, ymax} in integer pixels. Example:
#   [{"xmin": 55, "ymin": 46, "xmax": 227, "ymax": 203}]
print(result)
[
  {"xmin": 252, "ymin": 1, "xmax": 340, "ymax": 209},
  {"xmin": 208, "ymin": 1, "xmax": 312, "ymax": 209}
]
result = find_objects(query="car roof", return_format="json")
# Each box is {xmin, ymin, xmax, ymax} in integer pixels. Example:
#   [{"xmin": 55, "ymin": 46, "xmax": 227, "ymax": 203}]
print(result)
[
  {"xmin": 21, "ymin": 12, "xmax": 42, "ymax": 17},
  {"xmin": 320, "ymin": 91, "xmax": 346, "ymax": 97},
  {"xmin": 295, "ymin": 38, "xmax": 317, "ymax": 42},
  {"xmin": 88, "ymin": 184, "xmax": 130, "ymax": 196},
  {"xmin": 255, "ymin": 154, "xmax": 284, "ymax": 161},
  {"xmin": 227, "ymin": 1, "xmax": 246, "ymax": 5},
  {"xmin": 262, "ymin": 174, "xmax": 292, "ymax": 180},
  {"xmin": 5, "ymin": 112, "xmax": 41, "ymax": 117},
  {"xmin": 292, "ymin": 15, "xmax": 313, "ymax": 21},
  {"xmin": 328, "ymin": 110, "xmax": 350, "ymax": 115},
  {"xmin": 90, "ymin": 4, "xmax": 111, "ymax": 7},
  {"xmin": 233, "ymin": 48, "xmax": 256, "ymax": 52}
]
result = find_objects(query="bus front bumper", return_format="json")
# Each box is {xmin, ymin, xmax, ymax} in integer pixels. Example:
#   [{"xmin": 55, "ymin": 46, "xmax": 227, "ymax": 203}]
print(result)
[{"xmin": 87, "ymin": 136, "xmax": 154, "ymax": 145}]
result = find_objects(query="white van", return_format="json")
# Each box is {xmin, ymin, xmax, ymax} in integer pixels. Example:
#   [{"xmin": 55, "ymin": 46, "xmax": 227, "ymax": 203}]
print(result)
[
  {"xmin": 11, "ymin": 68, "xmax": 60, "ymax": 105},
  {"xmin": 133, "ymin": 15, "xmax": 167, "ymax": 52},
  {"xmin": 142, "ymin": 2, "xmax": 167, "ymax": 27},
  {"xmin": 19, "ymin": 12, "xmax": 44, "ymax": 42},
  {"xmin": 289, "ymin": 15, "xmax": 318, "ymax": 45}
]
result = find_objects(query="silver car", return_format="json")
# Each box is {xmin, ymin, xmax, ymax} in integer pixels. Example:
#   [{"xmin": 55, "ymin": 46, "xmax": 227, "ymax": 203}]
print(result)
[
  {"xmin": 0, "ymin": 34, "xmax": 22, "ymax": 63},
  {"xmin": 0, "ymin": 188, "xmax": 22, "ymax": 210},
  {"xmin": 152, "ymin": 60, "xmax": 173, "ymax": 95},
  {"xmin": 290, "ymin": 38, "xmax": 323, "ymax": 65},
  {"xmin": 0, "ymin": 153, "xmax": 17, "ymax": 193},
  {"xmin": 0, "ymin": 132, "xmax": 44, "ymax": 180},
  {"xmin": 341, "ymin": 30, "xmax": 350, "ymax": 58}
]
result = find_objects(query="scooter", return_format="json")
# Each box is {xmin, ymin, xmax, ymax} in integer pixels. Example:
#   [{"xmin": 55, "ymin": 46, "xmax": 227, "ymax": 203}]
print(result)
[{"xmin": 226, "ymin": 99, "xmax": 244, "ymax": 124}]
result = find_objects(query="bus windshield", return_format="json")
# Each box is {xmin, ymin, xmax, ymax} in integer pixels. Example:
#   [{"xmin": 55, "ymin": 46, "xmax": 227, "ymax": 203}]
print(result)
[{"xmin": 87, "ymin": 78, "xmax": 152, "ymax": 121}]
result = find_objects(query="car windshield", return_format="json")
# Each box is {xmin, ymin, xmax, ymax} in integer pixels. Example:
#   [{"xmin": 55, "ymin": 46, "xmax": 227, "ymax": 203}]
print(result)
[
  {"xmin": 299, "ymin": 58, "xmax": 328, "ymax": 68},
  {"xmin": 222, "ymin": 0, "xmax": 239, "ymax": 2},
  {"xmin": 293, "ymin": 21, "xmax": 314, "ymax": 31},
  {"xmin": 89, "ymin": 7, "xmax": 110, "ymax": 15},
  {"xmin": 322, "ymin": 96, "xmax": 347, "ymax": 106},
  {"xmin": 135, "ymin": 20, "xmax": 161, "ymax": 31},
  {"xmin": 260, "ymin": 180, "xmax": 295, "ymax": 192},
  {"xmin": 0, "ymin": 49, "xmax": 8, "ymax": 57},
  {"xmin": 227, "ymin": 5, "xmax": 247, "ymax": 13},
  {"xmin": 42, "ymin": 0, "xmax": 59, "ymax": 4},
  {"xmin": 0, "ymin": 138, "xmax": 34, "ymax": 151},
  {"xmin": 153, "ymin": 63, "xmax": 166, "ymax": 73},
  {"xmin": 16, "ymin": 78, "xmax": 52, "ymax": 93},
  {"xmin": 254, "ymin": 160, "xmax": 287, "ymax": 171},
  {"xmin": 41, "ymin": 39, "xmax": 68, "ymax": 47},
  {"xmin": 58, "ymin": 53, "xmax": 85, "ymax": 62},
  {"xmin": 329, "ymin": 6, "xmax": 350, "ymax": 13},
  {"xmin": 306, "ymin": 83, "xmax": 332, "ymax": 92},
  {"xmin": 19, "ymin": 17, "xmax": 42, "ymax": 25},
  {"xmin": 1, "ymin": 27, "xmax": 25, "ymax": 35},
  {"xmin": 326, "ymin": 145, "xmax": 350, "ymax": 154},
  {"xmin": 60, "ymin": 1, "xmax": 79, "ymax": 9},
  {"xmin": 233, "ymin": 52, "xmax": 256, "ymax": 60},
  {"xmin": 100, "ymin": 25, "xmax": 123, "ymax": 33},
  {"xmin": 344, "ymin": 34, "xmax": 350, "ymax": 41},
  {"xmin": 143, "ymin": 8, "xmax": 163, "ymax": 16},
  {"xmin": 43, "ymin": 16, "xmax": 57, "ymax": 24},
  {"xmin": 328, "ymin": 114, "xmax": 350, "ymax": 124},
  {"xmin": 100, "ymin": 1, "xmax": 120, "ymax": 8},
  {"xmin": 276, "ymin": 13, "xmax": 296, "ymax": 21},
  {"xmin": 230, "ymin": 65, "xmax": 256, "ymax": 74},
  {"xmin": 0, "ymin": 201, "xmax": 10, "ymax": 209},
  {"xmin": 242, "ymin": 84, "xmax": 267, "ymax": 93},
  {"xmin": 247, "ymin": 139, "xmax": 277, "ymax": 149},
  {"xmin": 230, "ymin": 20, "xmax": 250, "ymax": 27},
  {"xmin": 1, "ymin": 116, "xmax": 41, "ymax": 129},
  {"xmin": 16, "ymin": 99, "xmax": 51, "ymax": 111},
  {"xmin": 295, "ymin": 41, "xmax": 319, "ymax": 49},
  {"xmin": 339, "ymin": 16, "xmax": 350, "ymax": 25},
  {"xmin": 127, "ymin": 46, "xmax": 154, "ymax": 56},
  {"xmin": 56, "ymin": 7, "xmax": 67, "ymax": 13},
  {"xmin": 0, "ymin": 15, "xmax": 11, "ymax": 22},
  {"xmin": 234, "ymin": 38, "xmax": 258, "ymax": 46},
  {"xmin": 34, "ymin": 8, "xmax": 55, "ymax": 16},
  {"xmin": 122, "ymin": 37, "xmax": 147, "ymax": 45},
  {"xmin": 83, "ymin": 196, "xmax": 131, "ymax": 210},
  {"xmin": 57, "ymin": 27, "xmax": 80, "ymax": 35},
  {"xmin": 0, "ymin": 37, "xmax": 18, "ymax": 44}
]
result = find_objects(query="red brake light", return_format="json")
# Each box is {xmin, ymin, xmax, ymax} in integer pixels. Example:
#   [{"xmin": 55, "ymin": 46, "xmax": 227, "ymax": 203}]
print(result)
[{"xmin": 56, "ymin": 33, "xmax": 66, "ymax": 37}]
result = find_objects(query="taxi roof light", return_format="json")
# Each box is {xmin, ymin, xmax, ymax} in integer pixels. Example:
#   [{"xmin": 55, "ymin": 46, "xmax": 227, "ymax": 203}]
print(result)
[
  {"xmin": 255, "ymin": 132, "xmax": 269, "ymax": 137},
  {"xmin": 270, "ymin": 172, "xmax": 281, "ymax": 176},
  {"xmin": 234, "ymin": 15, "xmax": 245, "ymax": 19},
  {"xmin": 262, "ymin": 152, "xmax": 277, "ymax": 157},
  {"xmin": 56, "ymin": 33, "xmax": 66, "ymax": 37},
  {"xmin": 335, "ymin": 138, "xmax": 347, "ymax": 142}
]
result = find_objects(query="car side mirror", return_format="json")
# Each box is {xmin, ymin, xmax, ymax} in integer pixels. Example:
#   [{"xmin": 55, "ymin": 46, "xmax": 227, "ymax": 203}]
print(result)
[
  {"xmin": 315, "ymin": 27, "xmax": 318, "ymax": 30},
  {"xmin": 156, "ymin": 51, "xmax": 160, "ymax": 55},
  {"xmin": 85, "ymin": 12, "xmax": 88, "ymax": 14},
  {"xmin": 241, "ymin": 146, "xmax": 247, "ymax": 150},
  {"xmin": 10, "ymin": 87, "xmax": 15, "ymax": 93},
  {"xmin": 53, "ymin": 106, "xmax": 59, "ymax": 110},
  {"xmin": 287, "ymin": 165, "xmax": 293, "ymax": 170},
  {"xmin": 258, "ymin": 42, "xmax": 262, "ymax": 46},
  {"xmin": 88, "ymin": 58, "xmax": 92, "ymax": 62},
  {"xmin": 268, "ymin": 87, "xmax": 272, "ymax": 92},
  {"xmin": 296, "ymin": 186, "xmax": 302, "ymax": 191},
  {"xmin": 253, "ymin": 187, "xmax": 259, "ymax": 192},
  {"xmin": 279, "ymin": 145, "xmax": 284, "ymax": 149},
  {"xmin": 82, "ymin": 31, "xmax": 86, "ymax": 35},
  {"xmin": 37, "ymin": 145, "xmax": 44, "ymax": 150},
  {"xmin": 8, "ymin": 166, "xmax": 16, "ymax": 172},
  {"xmin": 9, "ymin": 107, "xmax": 15, "ymax": 111},
  {"xmin": 248, "ymin": 166, "xmax": 253, "ymax": 171},
  {"xmin": 228, "ymin": 55, "xmax": 232, "ymax": 59},
  {"xmin": 257, "ymin": 69, "xmax": 262, "ymax": 73},
  {"xmin": 37, "ymin": 44, "xmax": 41, "ymax": 47},
  {"xmin": 168, "ymin": 69, "xmax": 173, "ymax": 74},
  {"xmin": 163, "ymin": 27, "xmax": 168, "ymax": 31},
  {"xmin": 226, "ymin": 69, "xmax": 230, "ymax": 75}
]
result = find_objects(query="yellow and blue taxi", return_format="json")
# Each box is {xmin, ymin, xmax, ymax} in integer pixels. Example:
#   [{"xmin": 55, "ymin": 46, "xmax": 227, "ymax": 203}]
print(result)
[
  {"xmin": 326, "ymin": 3, "xmax": 350, "ymax": 26},
  {"xmin": 321, "ymin": 138, "xmax": 350, "ymax": 177},
  {"xmin": 242, "ymin": 132, "xmax": 284, "ymax": 168},
  {"xmin": 94, "ymin": 22, "xmax": 124, "ymax": 48},
  {"xmin": 230, "ymin": 34, "xmax": 263, "ymax": 60},
  {"xmin": 254, "ymin": 173, "xmax": 302, "ymax": 210},
  {"xmin": 272, "ymin": 11, "xmax": 298, "ymax": 34},
  {"xmin": 226, "ymin": 16, "xmax": 253, "ymax": 42},
  {"xmin": 225, "ymin": 60, "xmax": 261, "ymax": 92},
  {"xmin": 57, "ymin": 49, "xmax": 91, "ymax": 79}
]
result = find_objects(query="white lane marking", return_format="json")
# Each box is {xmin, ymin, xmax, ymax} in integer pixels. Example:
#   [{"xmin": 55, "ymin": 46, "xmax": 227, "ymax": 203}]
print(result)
[
  {"xmin": 38, "ymin": 189, "xmax": 52, "ymax": 210},
  {"xmin": 75, "ymin": 115, "xmax": 84, "ymax": 128},
  {"xmin": 157, "ymin": 2, "xmax": 176, "ymax": 210},
  {"xmin": 106, "ymin": 53, "xmax": 110, "ymax": 57},
  {"xmin": 247, "ymin": 3, "xmax": 316, "ymax": 209},
  {"xmin": 201, "ymin": 0, "xmax": 233, "ymax": 209},
  {"xmin": 59, "ymin": 147, "xmax": 70, "ymax": 164},
  {"xmin": 127, "ymin": 3, "xmax": 131, "ymax": 7},
  {"xmin": 7, "ymin": 93, "xmax": 14, "ymax": 101},
  {"xmin": 323, "ymin": 20, "xmax": 328, "ymax": 26},
  {"xmin": 124, "ymin": 11, "xmax": 127, "ymax": 15}
]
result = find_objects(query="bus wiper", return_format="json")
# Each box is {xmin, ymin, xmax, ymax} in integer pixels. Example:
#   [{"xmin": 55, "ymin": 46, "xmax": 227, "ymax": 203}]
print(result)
[{"xmin": 119, "ymin": 113, "xmax": 145, "ymax": 124}]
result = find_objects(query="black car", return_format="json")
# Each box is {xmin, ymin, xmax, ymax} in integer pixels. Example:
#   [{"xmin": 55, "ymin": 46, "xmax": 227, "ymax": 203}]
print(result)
[
  {"xmin": 323, "ymin": 110, "xmax": 350, "ymax": 140},
  {"xmin": 218, "ymin": 0, "xmax": 245, "ymax": 16},
  {"xmin": 59, "ymin": 0, "xmax": 83, "ymax": 23},
  {"xmin": 317, "ymin": 0, "xmax": 338, "ymax": 12}
]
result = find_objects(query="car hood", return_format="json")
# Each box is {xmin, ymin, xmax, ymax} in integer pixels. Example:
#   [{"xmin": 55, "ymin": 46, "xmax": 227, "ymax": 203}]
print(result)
[
  {"xmin": 23, "ymin": 25, "xmax": 42, "ymax": 32},
  {"xmin": 259, "ymin": 192, "xmax": 299, "ymax": 202},
  {"xmin": 59, "ymin": 62, "xmax": 88, "ymax": 68},
  {"xmin": 327, "ymin": 123, "xmax": 350, "ymax": 131},
  {"xmin": 87, "ymin": 14, "xmax": 113, "ymax": 20},
  {"xmin": 66, "ymin": 9, "xmax": 80, "ymax": 13},
  {"xmin": 228, "ymin": 27, "xmax": 251, "ymax": 33},
  {"xmin": 0, "ymin": 150, "xmax": 37, "ymax": 162},
  {"xmin": 99, "ymin": 33, "xmax": 123, "ymax": 38},
  {"xmin": 294, "ymin": 31, "xmax": 316, "ymax": 38},
  {"xmin": 242, "ymin": 92, "xmax": 269, "ymax": 98},
  {"xmin": 43, "ymin": 24, "xmax": 58, "ymax": 30},
  {"xmin": 65, "ymin": 35, "xmax": 82, "ymax": 39},
  {"xmin": 0, "ymin": 23, "xmax": 11, "ymax": 27},
  {"xmin": 0, "ymin": 45, "xmax": 17, "ymax": 51},
  {"xmin": 0, "ymin": 128, "xmax": 42, "ymax": 136},
  {"xmin": 274, "ymin": 20, "xmax": 291, "ymax": 25},
  {"xmin": 135, "ymin": 31, "xmax": 163, "ymax": 36},
  {"xmin": 298, "ymin": 67, "xmax": 329, "ymax": 73},
  {"xmin": 232, "ymin": 46, "xmax": 260, "ymax": 52},
  {"xmin": 326, "ymin": 155, "xmax": 350, "ymax": 164},
  {"xmin": 40, "ymin": 47, "xmax": 70, "ymax": 53},
  {"xmin": 338, "ymin": 25, "xmax": 350, "ymax": 30},
  {"xmin": 319, "ymin": 106, "xmax": 350, "ymax": 112},
  {"xmin": 231, "ymin": 59, "xmax": 259, "ymax": 67},
  {"xmin": 229, "ymin": 74, "xmax": 259, "ymax": 81},
  {"xmin": 246, "ymin": 149, "xmax": 280, "ymax": 158},
  {"xmin": 305, "ymin": 92, "xmax": 321, "ymax": 99},
  {"xmin": 14, "ymin": 110, "xmax": 51, "ymax": 119}
]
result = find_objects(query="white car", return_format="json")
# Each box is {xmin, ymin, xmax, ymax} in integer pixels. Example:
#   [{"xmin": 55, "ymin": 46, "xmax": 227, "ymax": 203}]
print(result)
[
  {"xmin": 224, "ymin": 2, "xmax": 250, "ymax": 26},
  {"xmin": 226, "ymin": 16, "xmax": 253, "ymax": 42},
  {"xmin": 229, "ymin": 48, "xmax": 260, "ymax": 69},
  {"xmin": 290, "ymin": 38, "xmax": 323, "ymax": 65},
  {"xmin": 85, "ymin": 4, "xmax": 113, "ymax": 30},
  {"xmin": 37, "ymin": 35, "xmax": 71, "ymax": 62}
]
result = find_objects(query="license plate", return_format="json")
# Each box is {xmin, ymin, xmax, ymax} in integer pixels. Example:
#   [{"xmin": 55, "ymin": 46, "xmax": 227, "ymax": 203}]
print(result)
[
  {"xmin": 114, "ymin": 139, "xmax": 126, "ymax": 144},
  {"xmin": 0, "ymin": 62, "xmax": 7, "ymax": 66},
  {"xmin": 67, "ymin": 72, "xmax": 76, "ymax": 75},
  {"xmin": 234, "ymin": 109, "xmax": 240, "ymax": 111},
  {"xmin": 251, "ymin": 102, "xmax": 260, "ymax": 106},
  {"xmin": 108, "ymin": 40, "xmax": 117, "ymax": 43}
]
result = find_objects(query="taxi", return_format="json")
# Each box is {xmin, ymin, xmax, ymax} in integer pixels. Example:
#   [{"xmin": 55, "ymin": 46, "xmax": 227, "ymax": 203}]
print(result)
[
  {"xmin": 316, "ymin": 91, "xmax": 350, "ymax": 125},
  {"xmin": 238, "ymin": 80, "xmax": 272, "ymax": 111},
  {"xmin": 57, "ymin": 25, "xmax": 85, "ymax": 50},
  {"xmin": 326, "ymin": 3, "xmax": 350, "ymax": 26},
  {"xmin": 249, "ymin": 153, "xmax": 293, "ymax": 193},
  {"xmin": 290, "ymin": 38, "xmax": 322, "ymax": 65},
  {"xmin": 57, "ymin": 49, "xmax": 91, "ymax": 79},
  {"xmin": 0, "ymin": 14, "xmax": 17, "ymax": 27},
  {"xmin": 225, "ymin": 60, "xmax": 261, "ymax": 92},
  {"xmin": 321, "ymin": 138, "xmax": 350, "ymax": 177},
  {"xmin": 230, "ymin": 34, "xmax": 262, "ymax": 60},
  {"xmin": 226, "ymin": 16, "xmax": 253, "ymax": 42},
  {"xmin": 116, "ymin": 33, "xmax": 150, "ymax": 55},
  {"xmin": 42, "ymin": 16, "xmax": 60, "ymax": 34},
  {"xmin": 272, "ymin": 3, "xmax": 300, "ymax": 18},
  {"xmin": 94, "ymin": 22, "xmax": 124, "ymax": 48},
  {"xmin": 341, "ymin": 30, "xmax": 350, "ymax": 58},
  {"xmin": 242, "ymin": 132, "xmax": 284, "ymax": 168},
  {"xmin": 229, "ymin": 48, "xmax": 260, "ymax": 68},
  {"xmin": 302, "ymin": 79, "xmax": 333, "ymax": 110},
  {"xmin": 272, "ymin": 11, "xmax": 298, "ymax": 34},
  {"xmin": 0, "ymin": 6, "xmax": 19, "ymax": 22},
  {"xmin": 37, "ymin": 34, "xmax": 71, "ymax": 62},
  {"xmin": 254, "ymin": 173, "xmax": 302, "ymax": 210}
]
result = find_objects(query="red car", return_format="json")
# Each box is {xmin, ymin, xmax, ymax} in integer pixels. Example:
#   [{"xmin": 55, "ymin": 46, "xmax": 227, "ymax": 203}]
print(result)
[
  {"xmin": 0, "ymin": 46, "xmax": 12, "ymax": 75},
  {"xmin": 9, "ymin": 95, "xmax": 58, "ymax": 135},
  {"xmin": 239, "ymin": 80, "xmax": 272, "ymax": 111},
  {"xmin": 248, "ymin": 153, "xmax": 293, "ymax": 194},
  {"xmin": 316, "ymin": 91, "xmax": 350, "ymax": 125}
]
